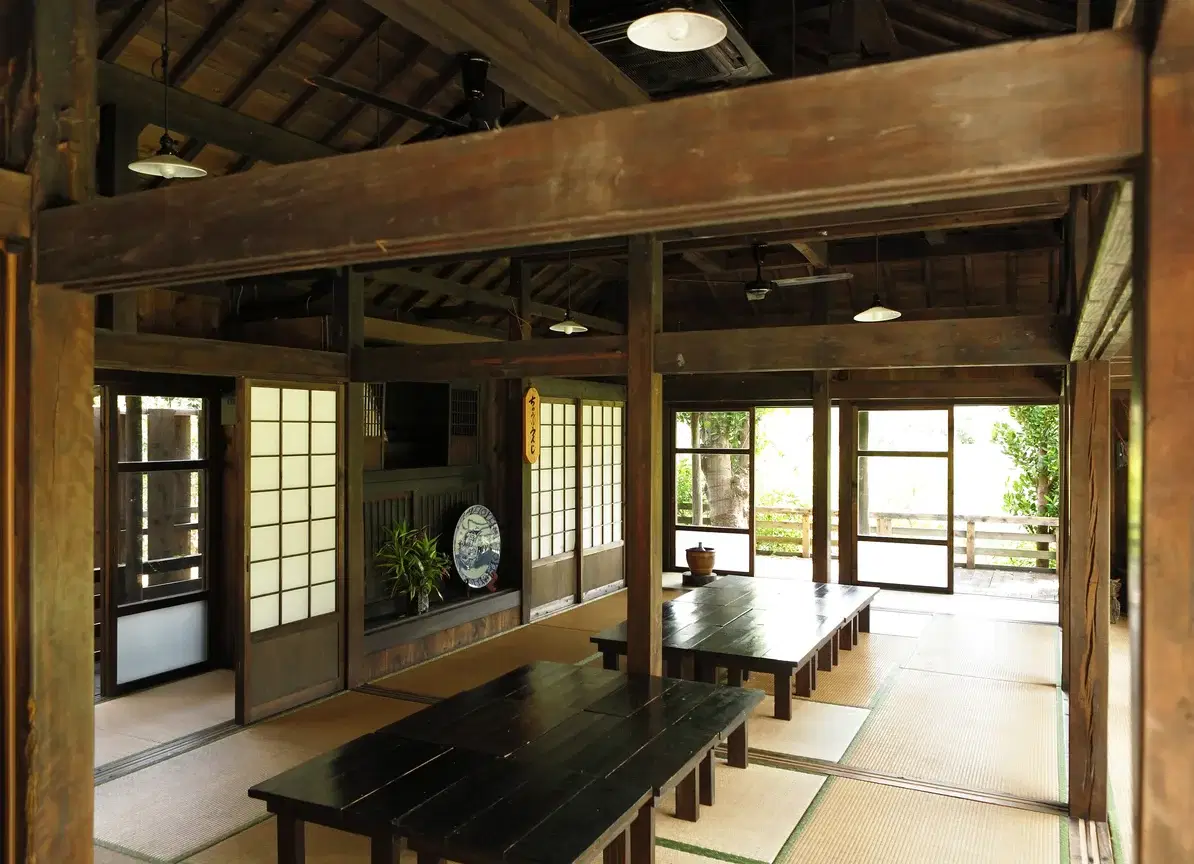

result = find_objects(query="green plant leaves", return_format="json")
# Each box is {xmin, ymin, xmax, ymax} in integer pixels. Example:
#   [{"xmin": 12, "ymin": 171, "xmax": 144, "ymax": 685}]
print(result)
[{"xmin": 374, "ymin": 520, "xmax": 450, "ymax": 605}]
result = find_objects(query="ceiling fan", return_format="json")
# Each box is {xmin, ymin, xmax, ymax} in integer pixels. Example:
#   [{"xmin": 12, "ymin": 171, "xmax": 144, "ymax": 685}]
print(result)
[
  {"xmin": 307, "ymin": 53, "xmax": 501, "ymax": 137},
  {"xmin": 672, "ymin": 243, "xmax": 853, "ymax": 302}
]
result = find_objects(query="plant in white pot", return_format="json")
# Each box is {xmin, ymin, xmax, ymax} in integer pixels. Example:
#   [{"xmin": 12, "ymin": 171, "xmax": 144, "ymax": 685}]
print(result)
[{"xmin": 376, "ymin": 521, "xmax": 450, "ymax": 615}]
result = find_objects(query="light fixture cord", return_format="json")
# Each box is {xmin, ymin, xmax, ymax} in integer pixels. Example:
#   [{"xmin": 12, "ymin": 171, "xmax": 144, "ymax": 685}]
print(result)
[
  {"xmin": 565, "ymin": 251, "xmax": 573, "ymax": 316},
  {"xmin": 161, "ymin": 0, "xmax": 171, "ymax": 137},
  {"xmin": 375, "ymin": 29, "xmax": 381, "ymax": 149}
]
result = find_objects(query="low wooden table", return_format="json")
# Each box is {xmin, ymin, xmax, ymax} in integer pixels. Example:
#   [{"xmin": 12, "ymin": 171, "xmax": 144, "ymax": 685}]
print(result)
[
  {"xmin": 591, "ymin": 577, "xmax": 878, "ymax": 721},
  {"xmin": 249, "ymin": 661, "xmax": 762, "ymax": 864}
]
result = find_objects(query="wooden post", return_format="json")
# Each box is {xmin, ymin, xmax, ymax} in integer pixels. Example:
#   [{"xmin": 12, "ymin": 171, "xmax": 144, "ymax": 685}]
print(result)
[
  {"xmin": 801, "ymin": 512, "xmax": 811, "ymax": 559},
  {"xmin": 837, "ymin": 401, "xmax": 855, "ymax": 584},
  {"xmin": 1, "ymin": 0, "xmax": 98, "ymax": 859},
  {"xmin": 965, "ymin": 520, "xmax": 976, "ymax": 569},
  {"xmin": 812, "ymin": 371, "xmax": 830, "ymax": 583},
  {"xmin": 1059, "ymin": 372, "xmax": 1071, "ymax": 692},
  {"xmin": 1137, "ymin": 5, "xmax": 1194, "ymax": 857},
  {"xmin": 334, "ymin": 268, "xmax": 366, "ymax": 687},
  {"xmin": 1068, "ymin": 360, "xmax": 1109, "ymax": 821},
  {"xmin": 95, "ymin": 104, "xmax": 143, "ymax": 332},
  {"xmin": 625, "ymin": 235, "xmax": 662, "ymax": 676},
  {"xmin": 508, "ymin": 260, "xmax": 534, "ymax": 623}
]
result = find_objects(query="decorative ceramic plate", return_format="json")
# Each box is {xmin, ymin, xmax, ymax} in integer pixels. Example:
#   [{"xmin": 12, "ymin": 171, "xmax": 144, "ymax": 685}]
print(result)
[{"xmin": 452, "ymin": 505, "xmax": 501, "ymax": 589}]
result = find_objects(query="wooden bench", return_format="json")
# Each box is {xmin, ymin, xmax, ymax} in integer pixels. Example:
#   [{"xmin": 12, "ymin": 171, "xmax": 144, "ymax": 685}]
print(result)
[
  {"xmin": 591, "ymin": 578, "xmax": 878, "ymax": 721},
  {"xmin": 249, "ymin": 661, "xmax": 762, "ymax": 864}
]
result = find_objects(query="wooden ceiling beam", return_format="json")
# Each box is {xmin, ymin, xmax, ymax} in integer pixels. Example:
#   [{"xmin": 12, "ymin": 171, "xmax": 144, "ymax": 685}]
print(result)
[
  {"xmin": 1072, "ymin": 181, "xmax": 1132, "ymax": 360},
  {"xmin": 656, "ymin": 315, "xmax": 1067, "ymax": 374},
  {"xmin": 41, "ymin": 33, "xmax": 1141, "ymax": 292},
  {"xmin": 361, "ymin": 0, "xmax": 647, "ymax": 117},
  {"xmin": 96, "ymin": 330, "xmax": 348, "ymax": 380},
  {"xmin": 168, "ymin": 0, "xmax": 252, "ymax": 88},
  {"xmin": 354, "ymin": 335, "xmax": 629, "ymax": 381},
  {"xmin": 97, "ymin": 61, "xmax": 336, "ymax": 164},
  {"xmin": 99, "ymin": 0, "xmax": 161, "ymax": 61}
]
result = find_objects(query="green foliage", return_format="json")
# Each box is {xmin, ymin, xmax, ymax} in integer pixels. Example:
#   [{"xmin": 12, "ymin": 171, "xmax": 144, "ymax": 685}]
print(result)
[
  {"xmin": 375, "ymin": 521, "xmax": 450, "ymax": 606},
  {"xmin": 991, "ymin": 405, "xmax": 1060, "ymax": 528}
]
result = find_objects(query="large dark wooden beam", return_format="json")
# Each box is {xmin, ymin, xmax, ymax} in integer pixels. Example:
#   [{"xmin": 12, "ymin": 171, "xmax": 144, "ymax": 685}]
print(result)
[
  {"xmin": 811, "ymin": 371, "xmax": 831, "ymax": 583},
  {"xmin": 354, "ymin": 335, "xmax": 628, "ymax": 382},
  {"xmin": 361, "ymin": 0, "xmax": 647, "ymax": 116},
  {"xmin": 1137, "ymin": 3, "xmax": 1194, "ymax": 857},
  {"xmin": 1067, "ymin": 360, "xmax": 1109, "ymax": 821},
  {"xmin": 95, "ymin": 330, "xmax": 349, "ymax": 380},
  {"xmin": 625, "ymin": 235, "xmax": 662, "ymax": 676},
  {"xmin": 41, "ymin": 33, "xmax": 1141, "ymax": 293},
  {"xmin": 656, "ymin": 316, "xmax": 1067, "ymax": 374},
  {"xmin": 96, "ymin": 61, "xmax": 336, "ymax": 165},
  {"xmin": 1, "ymin": 0, "xmax": 97, "ymax": 860},
  {"xmin": 1072, "ymin": 181, "xmax": 1132, "ymax": 360}
]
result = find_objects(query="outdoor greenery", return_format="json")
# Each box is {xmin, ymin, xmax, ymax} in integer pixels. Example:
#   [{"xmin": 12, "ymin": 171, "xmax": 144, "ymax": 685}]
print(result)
[
  {"xmin": 991, "ymin": 405, "xmax": 1060, "ymax": 527},
  {"xmin": 375, "ymin": 521, "xmax": 450, "ymax": 611},
  {"xmin": 675, "ymin": 411, "xmax": 751, "ymax": 529}
]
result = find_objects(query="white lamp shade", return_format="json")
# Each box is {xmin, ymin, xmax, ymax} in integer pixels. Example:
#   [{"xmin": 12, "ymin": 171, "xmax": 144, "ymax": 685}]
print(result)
[
  {"xmin": 853, "ymin": 301, "xmax": 902, "ymax": 323},
  {"xmin": 627, "ymin": 9, "xmax": 727, "ymax": 53},
  {"xmin": 549, "ymin": 316, "xmax": 589, "ymax": 335},
  {"xmin": 128, "ymin": 152, "xmax": 208, "ymax": 179}
]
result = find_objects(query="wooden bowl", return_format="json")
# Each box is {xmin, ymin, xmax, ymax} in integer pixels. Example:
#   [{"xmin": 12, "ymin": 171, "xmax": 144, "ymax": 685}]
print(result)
[{"xmin": 685, "ymin": 545, "xmax": 715, "ymax": 576}]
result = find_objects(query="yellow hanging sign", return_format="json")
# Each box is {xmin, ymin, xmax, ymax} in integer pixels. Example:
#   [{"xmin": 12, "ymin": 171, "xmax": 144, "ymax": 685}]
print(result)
[{"xmin": 523, "ymin": 386, "xmax": 541, "ymax": 464}]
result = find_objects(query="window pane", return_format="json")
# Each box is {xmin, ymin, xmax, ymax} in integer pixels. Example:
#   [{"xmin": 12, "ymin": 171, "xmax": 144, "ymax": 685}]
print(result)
[
  {"xmin": 858, "ymin": 540, "xmax": 949, "ymax": 588},
  {"xmin": 675, "ymin": 529, "xmax": 749, "ymax": 573},
  {"xmin": 859, "ymin": 409, "xmax": 948, "ymax": 452},
  {"xmin": 117, "ymin": 396, "xmax": 204, "ymax": 461},
  {"xmin": 857, "ymin": 456, "xmax": 948, "ymax": 536},
  {"xmin": 675, "ymin": 453, "xmax": 749, "ymax": 528},
  {"xmin": 674, "ymin": 411, "xmax": 750, "ymax": 451},
  {"xmin": 116, "ymin": 469, "xmax": 204, "ymax": 606}
]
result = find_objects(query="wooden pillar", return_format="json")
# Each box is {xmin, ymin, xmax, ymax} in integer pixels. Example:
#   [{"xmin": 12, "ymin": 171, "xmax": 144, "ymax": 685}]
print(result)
[
  {"xmin": 1136, "ymin": 4, "xmax": 1194, "ymax": 857},
  {"xmin": 837, "ymin": 401, "xmax": 855, "ymax": 584},
  {"xmin": 812, "ymin": 371, "xmax": 831, "ymax": 583},
  {"xmin": 1059, "ymin": 371, "xmax": 1071, "ymax": 692},
  {"xmin": 1068, "ymin": 360, "xmax": 1109, "ymax": 821},
  {"xmin": 625, "ymin": 235, "xmax": 662, "ymax": 676},
  {"xmin": 509, "ymin": 260, "xmax": 534, "ymax": 623},
  {"xmin": 334, "ymin": 268, "xmax": 366, "ymax": 687},
  {"xmin": 1, "ymin": 0, "xmax": 98, "ymax": 859}
]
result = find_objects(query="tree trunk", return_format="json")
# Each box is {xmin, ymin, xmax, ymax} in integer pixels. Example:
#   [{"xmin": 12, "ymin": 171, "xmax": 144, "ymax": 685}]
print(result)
[{"xmin": 691, "ymin": 412, "xmax": 703, "ymax": 526}]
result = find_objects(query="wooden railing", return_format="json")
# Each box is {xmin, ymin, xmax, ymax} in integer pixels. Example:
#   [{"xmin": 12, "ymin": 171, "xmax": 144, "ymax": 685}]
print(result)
[{"xmin": 751, "ymin": 506, "xmax": 1057, "ymax": 572}]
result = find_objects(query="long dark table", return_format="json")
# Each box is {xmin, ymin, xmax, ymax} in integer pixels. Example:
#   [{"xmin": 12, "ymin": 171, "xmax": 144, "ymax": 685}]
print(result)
[
  {"xmin": 591, "ymin": 577, "xmax": 878, "ymax": 721},
  {"xmin": 249, "ymin": 661, "xmax": 762, "ymax": 864}
]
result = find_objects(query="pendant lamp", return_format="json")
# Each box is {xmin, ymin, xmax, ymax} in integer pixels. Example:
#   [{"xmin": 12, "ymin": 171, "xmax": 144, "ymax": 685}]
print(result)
[
  {"xmin": 549, "ymin": 256, "xmax": 589, "ymax": 334},
  {"xmin": 129, "ymin": 0, "xmax": 207, "ymax": 179},
  {"xmin": 853, "ymin": 236, "xmax": 900, "ymax": 322},
  {"xmin": 627, "ymin": 7, "xmax": 727, "ymax": 53}
]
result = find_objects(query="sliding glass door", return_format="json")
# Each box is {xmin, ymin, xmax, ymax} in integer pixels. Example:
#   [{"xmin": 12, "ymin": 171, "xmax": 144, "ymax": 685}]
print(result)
[{"xmin": 855, "ymin": 407, "xmax": 954, "ymax": 592}]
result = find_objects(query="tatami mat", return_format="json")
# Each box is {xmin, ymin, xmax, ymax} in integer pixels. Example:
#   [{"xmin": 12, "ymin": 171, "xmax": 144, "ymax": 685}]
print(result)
[
  {"xmin": 779, "ymin": 777, "xmax": 1062, "ymax": 864},
  {"xmin": 845, "ymin": 669, "xmax": 1061, "ymax": 802},
  {"xmin": 536, "ymin": 591, "xmax": 630, "ymax": 633},
  {"xmin": 94, "ymin": 692, "xmax": 423, "ymax": 862},
  {"xmin": 748, "ymin": 696, "xmax": 869, "ymax": 763},
  {"xmin": 872, "ymin": 590, "xmax": 1059, "ymax": 624},
  {"xmin": 810, "ymin": 633, "xmax": 917, "ymax": 709},
  {"xmin": 656, "ymin": 762, "xmax": 824, "ymax": 863},
  {"xmin": 374, "ymin": 623, "xmax": 597, "ymax": 697},
  {"xmin": 95, "ymin": 670, "xmax": 235, "ymax": 768},
  {"xmin": 904, "ymin": 615, "xmax": 1060, "ymax": 686},
  {"xmin": 868, "ymin": 609, "xmax": 932, "ymax": 638}
]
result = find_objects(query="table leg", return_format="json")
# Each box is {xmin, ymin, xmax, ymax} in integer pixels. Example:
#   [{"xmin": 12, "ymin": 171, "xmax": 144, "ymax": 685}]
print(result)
[
  {"xmin": 630, "ymin": 802, "xmax": 655, "ymax": 864},
  {"xmin": 810, "ymin": 660, "xmax": 818, "ymax": 690},
  {"xmin": 774, "ymin": 670, "xmax": 792, "ymax": 720},
  {"xmin": 695, "ymin": 658, "xmax": 715, "ymax": 684},
  {"xmin": 818, "ymin": 641, "xmax": 833, "ymax": 672},
  {"xmin": 831, "ymin": 632, "xmax": 840, "ymax": 666},
  {"xmin": 851, "ymin": 616, "xmax": 860, "ymax": 646},
  {"xmin": 370, "ymin": 834, "xmax": 400, "ymax": 864},
  {"xmin": 676, "ymin": 768, "xmax": 700, "ymax": 821},
  {"xmin": 699, "ymin": 751, "xmax": 716, "ymax": 806},
  {"xmin": 840, "ymin": 623, "xmax": 854, "ymax": 651},
  {"xmin": 603, "ymin": 830, "xmax": 629, "ymax": 864},
  {"xmin": 277, "ymin": 814, "xmax": 305, "ymax": 864},
  {"xmin": 727, "ymin": 720, "xmax": 749, "ymax": 768},
  {"xmin": 416, "ymin": 853, "xmax": 444, "ymax": 864},
  {"xmin": 726, "ymin": 667, "xmax": 743, "ymax": 687},
  {"xmin": 603, "ymin": 649, "xmax": 620, "ymax": 671},
  {"xmin": 680, "ymin": 654, "xmax": 695, "ymax": 681},
  {"xmin": 666, "ymin": 654, "xmax": 682, "ymax": 679},
  {"xmin": 858, "ymin": 604, "xmax": 871, "ymax": 633},
  {"xmin": 795, "ymin": 662, "xmax": 813, "ymax": 698}
]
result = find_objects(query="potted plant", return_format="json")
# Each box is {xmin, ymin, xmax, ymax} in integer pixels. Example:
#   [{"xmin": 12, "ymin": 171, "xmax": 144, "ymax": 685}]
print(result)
[{"xmin": 375, "ymin": 521, "xmax": 450, "ymax": 615}]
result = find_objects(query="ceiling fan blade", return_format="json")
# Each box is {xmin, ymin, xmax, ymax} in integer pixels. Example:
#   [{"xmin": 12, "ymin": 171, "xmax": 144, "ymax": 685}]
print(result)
[
  {"xmin": 670, "ymin": 277, "xmax": 743, "ymax": 284},
  {"xmin": 307, "ymin": 75, "xmax": 471, "ymax": 134},
  {"xmin": 769, "ymin": 272, "xmax": 855, "ymax": 288}
]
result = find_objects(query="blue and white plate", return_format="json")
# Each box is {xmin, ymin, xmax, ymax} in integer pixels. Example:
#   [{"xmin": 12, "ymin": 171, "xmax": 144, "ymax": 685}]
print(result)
[{"xmin": 452, "ymin": 505, "xmax": 501, "ymax": 589}]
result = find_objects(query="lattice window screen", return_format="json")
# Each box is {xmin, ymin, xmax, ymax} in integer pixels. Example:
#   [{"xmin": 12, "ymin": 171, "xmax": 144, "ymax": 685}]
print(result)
[
  {"xmin": 529, "ymin": 400, "xmax": 576, "ymax": 560},
  {"xmin": 582, "ymin": 402, "xmax": 624, "ymax": 548},
  {"xmin": 247, "ymin": 385, "xmax": 339, "ymax": 633}
]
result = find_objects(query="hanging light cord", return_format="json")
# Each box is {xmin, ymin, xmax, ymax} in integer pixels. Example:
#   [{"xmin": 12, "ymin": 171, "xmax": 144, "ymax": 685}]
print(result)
[{"xmin": 161, "ymin": 0, "xmax": 171, "ymax": 139}]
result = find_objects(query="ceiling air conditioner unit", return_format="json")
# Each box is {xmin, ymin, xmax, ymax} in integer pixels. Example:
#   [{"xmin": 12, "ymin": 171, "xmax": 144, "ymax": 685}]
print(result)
[{"xmin": 573, "ymin": 0, "xmax": 771, "ymax": 97}]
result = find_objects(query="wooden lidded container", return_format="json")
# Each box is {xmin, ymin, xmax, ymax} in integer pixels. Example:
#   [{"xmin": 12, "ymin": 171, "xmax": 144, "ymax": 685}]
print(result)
[{"xmin": 685, "ymin": 542, "xmax": 715, "ymax": 576}]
